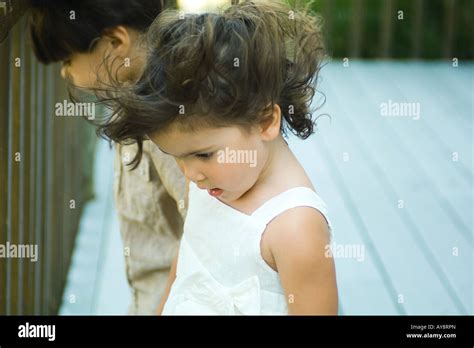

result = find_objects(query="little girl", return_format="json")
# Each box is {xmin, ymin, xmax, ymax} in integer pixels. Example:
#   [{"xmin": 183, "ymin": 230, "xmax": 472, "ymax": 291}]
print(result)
[{"xmin": 101, "ymin": 0, "xmax": 338, "ymax": 315}]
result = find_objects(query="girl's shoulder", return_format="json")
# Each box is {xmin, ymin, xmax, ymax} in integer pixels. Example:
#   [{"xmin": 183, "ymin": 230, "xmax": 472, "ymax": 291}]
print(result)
[
  {"xmin": 265, "ymin": 203, "xmax": 331, "ymax": 246},
  {"xmin": 260, "ymin": 203, "xmax": 331, "ymax": 272},
  {"xmin": 255, "ymin": 171, "xmax": 332, "ymax": 267}
]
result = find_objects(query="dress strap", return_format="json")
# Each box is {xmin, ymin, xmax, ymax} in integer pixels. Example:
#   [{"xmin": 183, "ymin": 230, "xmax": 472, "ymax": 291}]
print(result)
[{"xmin": 251, "ymin": 187, "xmax": 332, "ymax": 231}]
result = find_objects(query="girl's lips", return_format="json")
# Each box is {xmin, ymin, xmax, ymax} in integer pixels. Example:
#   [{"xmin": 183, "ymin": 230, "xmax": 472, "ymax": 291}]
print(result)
[{"xmin": 207, "ymin": 188, "xmax": 223, "ymax": 197}]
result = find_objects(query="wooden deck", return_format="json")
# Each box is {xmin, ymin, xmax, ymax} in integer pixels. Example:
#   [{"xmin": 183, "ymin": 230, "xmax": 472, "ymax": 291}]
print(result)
[
  {"xmin": 59, "ymin": 140, "xmax": 130, "ymax": 315},
  {"xmin": 60, "ymin": 61, "xmax": 473, "ymax": 315}
]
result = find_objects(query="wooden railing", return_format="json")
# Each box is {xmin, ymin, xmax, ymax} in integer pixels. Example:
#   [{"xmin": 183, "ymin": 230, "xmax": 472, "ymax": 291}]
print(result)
[{"xmin": 0, "ymin": 16, "xmax": 96, "ymax": 315}]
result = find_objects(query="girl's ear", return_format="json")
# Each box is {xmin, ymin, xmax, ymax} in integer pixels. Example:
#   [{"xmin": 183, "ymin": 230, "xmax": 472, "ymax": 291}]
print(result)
[
  {"xmin": 103, "ymin": 25, "xmax": 132, "ymax": 57},
  {"xmin": 260, "ymin": 104, "xmax": 282, "ymax": 141}
]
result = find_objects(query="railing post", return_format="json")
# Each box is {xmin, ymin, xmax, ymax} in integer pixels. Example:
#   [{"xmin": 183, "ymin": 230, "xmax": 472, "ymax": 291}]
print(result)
[
  {"xmin": 443, "ymin": 0, "xmax": 455, "ymax": 59},
  {"xmin": 350, "ymin": 0, "xmax": 365, "ymax": 58},
  {"xmin": 379, "ymin": 0, "xmax": 395, "ymax": 58},
  {"xmin": 412, "ymin": 0, "xmax": 424, "ymax": 59}
]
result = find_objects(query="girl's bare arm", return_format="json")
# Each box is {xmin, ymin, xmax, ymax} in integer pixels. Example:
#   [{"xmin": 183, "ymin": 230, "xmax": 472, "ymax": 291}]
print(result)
[
  {"xmin": 266, "ymin": 207, "xmax": 338, "ymax": 315},
  {"xmin": 156, "ymin": 246, "xmax": 179, "ymax": 315},
  {"xmin": 156, "ymin": 179, "xmax": 188, "ymax": 315}
]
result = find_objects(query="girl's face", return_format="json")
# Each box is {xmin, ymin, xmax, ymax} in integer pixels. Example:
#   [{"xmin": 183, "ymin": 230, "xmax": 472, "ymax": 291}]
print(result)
[{"xmin": 150, "ymin": 125, "xmax": 270, "ymax": 203}]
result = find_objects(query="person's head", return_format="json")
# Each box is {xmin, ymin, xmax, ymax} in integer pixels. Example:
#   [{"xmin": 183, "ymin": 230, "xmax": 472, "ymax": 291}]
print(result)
[
  {"xmin": 28, "ymin": 0, "xmax": 174, "ymax": 88},
  {"xmin": 101, "ymin": 0, "xmax": 325, "ymax": 201}
]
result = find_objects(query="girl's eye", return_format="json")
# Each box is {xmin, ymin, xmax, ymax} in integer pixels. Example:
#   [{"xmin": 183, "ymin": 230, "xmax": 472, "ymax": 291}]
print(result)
[{"xmin": 196, "ymin": 152, "xmax": 213, "ymax": 159}]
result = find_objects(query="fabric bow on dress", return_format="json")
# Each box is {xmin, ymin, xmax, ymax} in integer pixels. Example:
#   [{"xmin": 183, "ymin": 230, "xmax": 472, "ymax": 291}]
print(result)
[{"xmin": 164, "ymin": 272, "xmax": 261, "ymax": 315}]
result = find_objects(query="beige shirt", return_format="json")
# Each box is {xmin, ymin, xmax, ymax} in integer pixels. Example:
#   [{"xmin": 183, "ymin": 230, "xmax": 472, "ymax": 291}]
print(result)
[{"xmin": 113, "ymin": 140, "xmax": 186, "ymax": 314}]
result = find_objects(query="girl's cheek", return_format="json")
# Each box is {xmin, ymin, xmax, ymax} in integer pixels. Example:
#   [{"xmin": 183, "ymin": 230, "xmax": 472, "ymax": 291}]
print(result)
[
  {"xmin": 206, "ymin": 162, "xmax": 221, "ymax": 180},
  {"xmin": 225, "ymin": 165, "xmax": 246, "ymax": 183},
  {"xmin": 208, "ymin": 162, "xmax": 230, "ymax": 183}
]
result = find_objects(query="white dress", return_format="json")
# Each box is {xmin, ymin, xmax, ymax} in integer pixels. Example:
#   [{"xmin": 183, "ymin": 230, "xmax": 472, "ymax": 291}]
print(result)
[{"xmin": 162, "ymin": 181, "xmax": 333, "ymax": 315}]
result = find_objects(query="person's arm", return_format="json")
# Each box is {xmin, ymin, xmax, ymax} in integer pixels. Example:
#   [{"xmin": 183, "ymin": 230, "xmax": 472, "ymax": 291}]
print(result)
[
  {"xmin": 266, "ymin": 207, "xmax": 338, "ymax": 315},
  {"xmin": 156, "ymin": 245, "xmax": 180, "ymax": 315}
]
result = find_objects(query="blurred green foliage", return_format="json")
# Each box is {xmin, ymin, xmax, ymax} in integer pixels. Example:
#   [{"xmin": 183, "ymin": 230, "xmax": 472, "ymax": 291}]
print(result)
[{"xmin": 306, "ymin": 0, "xmax": 473, "ymax": 59}]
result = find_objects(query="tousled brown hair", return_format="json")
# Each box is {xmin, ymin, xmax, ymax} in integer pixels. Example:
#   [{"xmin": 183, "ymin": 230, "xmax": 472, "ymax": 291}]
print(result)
[{"xmin": 98, "ymin": 0, "xmax": 325, "ymax": 169}]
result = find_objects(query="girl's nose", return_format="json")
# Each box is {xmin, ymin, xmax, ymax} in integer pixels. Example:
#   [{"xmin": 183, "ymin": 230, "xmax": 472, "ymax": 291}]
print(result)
[
  {"xmin": 184, "ymin": 169, "xmax": 206, "ymax": 183},
  {"xmin": 180, "ymin": 161, "xmax": 205, "ymax": 183}
]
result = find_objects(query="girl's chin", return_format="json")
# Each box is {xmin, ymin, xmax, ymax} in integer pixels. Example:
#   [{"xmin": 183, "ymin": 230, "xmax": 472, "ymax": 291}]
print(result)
[{"xmin": 219, "ymin": 189, "xmax": 249, "ymax": 203}]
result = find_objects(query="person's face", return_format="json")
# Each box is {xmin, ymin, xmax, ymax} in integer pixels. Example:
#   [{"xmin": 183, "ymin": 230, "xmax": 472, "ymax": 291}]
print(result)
[
  {"xmin": 149, "ymin": 125, "xmax": 269, "ymax": 203},
  {"xmin": 60, "ymin": 26, "xmax": 143, "ymax": 89},
  {"xmin": 60, "ymin": 37, "xmax": 110, "ymax": 88}
]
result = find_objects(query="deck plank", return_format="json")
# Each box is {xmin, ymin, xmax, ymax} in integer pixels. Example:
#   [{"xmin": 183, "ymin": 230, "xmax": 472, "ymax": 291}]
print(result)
[
  {"xmin": 310, "ymin": 61, "xmax": 472, "ymax": 314},
  {"xmin": 290, "ymin": 135, "xmax": 400, "ymax": 314},
  {"xmin": 59, "ymin": 140, "xmax": 130, "ymax": 314},
  {"xmin": 368, "ymin": 62, "xmax": 471, "ymax": 313}
]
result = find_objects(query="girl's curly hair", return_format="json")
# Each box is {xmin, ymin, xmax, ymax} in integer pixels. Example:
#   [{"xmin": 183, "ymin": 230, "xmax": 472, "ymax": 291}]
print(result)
[{"xmin": 98, "ymin": 0, "xmax": 325, "ymax": 169}]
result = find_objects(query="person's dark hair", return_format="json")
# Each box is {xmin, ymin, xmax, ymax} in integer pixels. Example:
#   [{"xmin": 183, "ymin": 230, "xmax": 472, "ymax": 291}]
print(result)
[
  {"xmin": 99, "ymin": 0, "xmax": 325, "ymax": 169},
  {"xmin": 28, "ymin": 0, "xmax": 174, "ymax": 64}
]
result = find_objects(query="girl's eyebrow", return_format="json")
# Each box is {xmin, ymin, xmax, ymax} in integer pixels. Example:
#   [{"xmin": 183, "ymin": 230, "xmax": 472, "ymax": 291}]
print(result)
[{"xmin": 158, "ymin": 146, "xmax": 215, "ymax": 158}]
